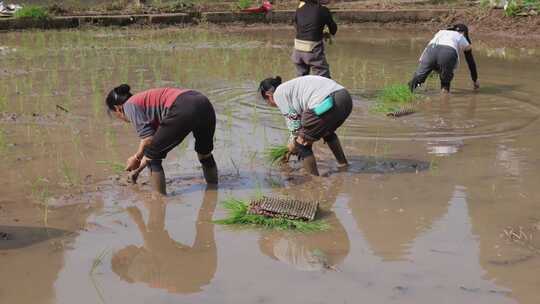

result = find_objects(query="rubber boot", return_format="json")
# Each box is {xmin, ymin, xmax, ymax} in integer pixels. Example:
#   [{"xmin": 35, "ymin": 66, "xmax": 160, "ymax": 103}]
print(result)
[
  {"xmin": 302, "ymin": 155, "xmax": 320, "ymax": 176},
  {"xmin": 326, "ymin": 136, "xmax": 348, "ymax": 168},
  {"xmin": 150, "ymin": 170, "xmax": 167, "ymax": 196},
  {"xmin": 202, "ymin": 165, "xmax": 218, "ymax": 184},
  {"xmin": 198, "ymin": 153, "xmax": 218, "ymax": 184}
]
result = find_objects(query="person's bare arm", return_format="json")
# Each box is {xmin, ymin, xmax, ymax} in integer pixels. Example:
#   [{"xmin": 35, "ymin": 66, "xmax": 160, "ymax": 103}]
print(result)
[{"xmin": 126, "ymin": 136, "xmax": 153, "ymax": 171}]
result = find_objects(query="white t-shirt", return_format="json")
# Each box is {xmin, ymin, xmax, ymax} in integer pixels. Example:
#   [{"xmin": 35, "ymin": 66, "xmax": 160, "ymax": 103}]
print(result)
[{"xmin": 428, "ymin": 30, "xmax": 470, "ymax": 53}]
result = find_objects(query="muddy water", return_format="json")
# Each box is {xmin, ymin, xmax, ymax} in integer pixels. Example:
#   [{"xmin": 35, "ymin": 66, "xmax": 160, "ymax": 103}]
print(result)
[{"xmin": 1, "ymin": 26, "xmax": 540, "ymax": 304}]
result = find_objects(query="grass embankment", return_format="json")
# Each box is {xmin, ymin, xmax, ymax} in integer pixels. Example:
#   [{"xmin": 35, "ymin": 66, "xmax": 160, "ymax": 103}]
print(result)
[
  {"xmin": 13, "ymin": 6, "xmax": 49, "ymax": 20},
  {"xmin": 371, "ymin": 84, "xmax": 417, "ymax": 114},
  {"xmin": 214, "ymin": 198, "xmax": 330, "ymax": 232}
]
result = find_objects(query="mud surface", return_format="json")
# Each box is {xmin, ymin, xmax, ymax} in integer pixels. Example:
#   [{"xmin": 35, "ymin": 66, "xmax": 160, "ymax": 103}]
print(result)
[{"xmin": 1, "ymin": 26, "xmax": 540, "ymax": 303}]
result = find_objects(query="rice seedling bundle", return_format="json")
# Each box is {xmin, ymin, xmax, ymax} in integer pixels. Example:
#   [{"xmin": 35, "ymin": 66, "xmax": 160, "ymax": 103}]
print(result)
[{"xmin": 214, "ymin": 198, "xmax": 329, "ymax": 232}]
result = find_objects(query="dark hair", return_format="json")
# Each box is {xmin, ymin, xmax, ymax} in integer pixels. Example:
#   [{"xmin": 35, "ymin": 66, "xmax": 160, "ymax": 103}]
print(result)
[
  {"xmin": 447, "ymin": 23, "xmax": 471, "ymax": 44},
  {"xmin": 259, "ymin": 76, "xmax": 282, "ymax": 99},
  {"xmin": 106, "ymin": 84, "xmax": 132, "ymax": 111}
]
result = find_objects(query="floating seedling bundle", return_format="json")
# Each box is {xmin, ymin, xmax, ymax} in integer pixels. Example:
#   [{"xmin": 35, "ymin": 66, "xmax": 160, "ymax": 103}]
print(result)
[
  {"xmin": 215, "ymin": 197, "xmax": 329, "ymax": 232},
  {"xmin": 372, "ymin": 84, "xmax": 418, "ymax": 117}
]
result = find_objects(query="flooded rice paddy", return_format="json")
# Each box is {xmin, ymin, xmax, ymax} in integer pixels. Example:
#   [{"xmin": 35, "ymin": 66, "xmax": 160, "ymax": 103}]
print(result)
[{"xmin": 1, "ymin": 26, "xmax": 540, "ymax": 304}]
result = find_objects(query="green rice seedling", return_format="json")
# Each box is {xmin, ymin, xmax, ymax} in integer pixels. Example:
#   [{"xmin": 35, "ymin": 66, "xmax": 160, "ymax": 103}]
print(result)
[
  {"xmin": 214, "ymin": 198, "xmax": 330, "ymax": 232},
  {"xmin": 105, "ymin": 127, "xmax": 117, "ymax": 149},
  {"xmin": 371, "ymin": 84, "xmax": 417, "ymax": 114},
  {"xmin": 265, "ymin": 144, "xmax": 289, "ymax": 164},
  {"xmin": 31, "ymin": 177, "xmax": 51, "ymax": 226},
  {"xmin": 429, "ymin": 157, "xmax": 440, "ymax": 175},
  {"xmin": 89, "ymin": 249, "xmax": 109, "ymax": 275},
  {"xmin": 0, "ymin": 95, "xmax": 6, "ymax": 112},
  {"xmin": 60, "ymin": 160, "xmax": 79, "ymax": 186},
  {"xmin": 0, "ymin": 130, "xmax": 7, "ymax": 154},
  {"xmin": 96, "ymin": 160, "xmax": 125, "ymax": 174},
  {"xmin": 14, "ymin": 5, "xmax": 50, "ymax": 20}
]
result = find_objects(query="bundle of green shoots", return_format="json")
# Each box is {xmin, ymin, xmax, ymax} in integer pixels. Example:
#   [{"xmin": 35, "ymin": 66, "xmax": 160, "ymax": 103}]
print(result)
[
  {"xmin": 371, "ymin": 84, "xmax": 417, "ymax": 114},
  {"xmin": 214, "ymin": 198, "xmax": 329, "ymax": 232},
  {"xmin": 265, "ymin": 144, "xmax": 289, "ymax": 164}
]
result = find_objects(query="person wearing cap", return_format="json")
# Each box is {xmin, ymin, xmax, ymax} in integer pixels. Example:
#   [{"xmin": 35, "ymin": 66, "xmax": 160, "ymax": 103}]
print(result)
[
  {"xmin": 259, "ymin": 75, "xmax": 352, "ymax": 176},
  {"xmin": 409, "ymin": 23, "xmax": 479, "ymax": 93},
  {"xmin": 292, "ymin": 0, "xmax": 337, "ymax": 78},
  {"xmin": 105, "ymin": 85, "xmax": 218, "ymax": 195}
]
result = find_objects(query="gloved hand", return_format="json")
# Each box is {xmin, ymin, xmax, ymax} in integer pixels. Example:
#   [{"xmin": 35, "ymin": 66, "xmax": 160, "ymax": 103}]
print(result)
[{"xmin": 323, "ymin": 29, "xmax": 333, "ymax": 45}]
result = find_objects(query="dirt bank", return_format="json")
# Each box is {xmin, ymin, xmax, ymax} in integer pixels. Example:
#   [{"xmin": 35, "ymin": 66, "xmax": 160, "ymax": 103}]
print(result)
[{"xmin": 1, "ymin": 7, "xmax": 539, "ymax": 46}]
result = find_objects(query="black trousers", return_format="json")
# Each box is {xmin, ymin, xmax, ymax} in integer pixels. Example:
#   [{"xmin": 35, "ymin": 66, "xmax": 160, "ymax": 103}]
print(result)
[
  {"xmin": 299, "ymin": 89, "xmax": 353, "ymax": 142},
  {"xmin": 144, "ymin": 91, "xmax": 216, "ymax": 160},
  {"xmin": 291, "ymin": 41, "xmax": 331, "ymax": 79},
  {"xmin": 410, "ymin": 45, "xmax": 458, "ymax": 91}
]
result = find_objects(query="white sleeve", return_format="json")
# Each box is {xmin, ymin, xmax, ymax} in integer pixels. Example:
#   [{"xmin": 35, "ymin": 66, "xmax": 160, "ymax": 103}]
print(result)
[{"xmin": 458, "ymin": 35, "xmax": 470, "ymax": 51}]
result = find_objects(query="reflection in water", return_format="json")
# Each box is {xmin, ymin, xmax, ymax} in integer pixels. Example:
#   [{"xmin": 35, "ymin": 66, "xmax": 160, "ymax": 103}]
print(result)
[
  {"xmin": 258, "ymin": 176, "xmax": 350, "ymax": 271},
  {"xmin": 347, "ymin": 173, "xmax": 452, "ymax": 261},
  {"xmin": 111, "ymin": 188, "xmax": 218, "ymax": 294}
]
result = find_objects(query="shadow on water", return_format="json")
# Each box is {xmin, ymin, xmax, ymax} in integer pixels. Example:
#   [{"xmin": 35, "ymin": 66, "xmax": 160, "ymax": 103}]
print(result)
[
  {"xmin": 0, "ymin": 225, "xmax": 71, "ymax": 250},
  {"xmin": 345, "ymin": 155, "xmax": 431, "ymax": 174}
]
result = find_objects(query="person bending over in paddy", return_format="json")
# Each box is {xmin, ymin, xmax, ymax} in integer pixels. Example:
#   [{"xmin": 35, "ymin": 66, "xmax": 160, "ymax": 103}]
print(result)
[
  {"xmin": 259, "ymin": 75, "xmax": 352, "ymax": 176},
  {"xmin": 409, "ymin": 23, "xmax": 479, "ymax": 94},
  {"xmin": 106, "ymin": 85, "xmax": 218, "ymax": 195}
]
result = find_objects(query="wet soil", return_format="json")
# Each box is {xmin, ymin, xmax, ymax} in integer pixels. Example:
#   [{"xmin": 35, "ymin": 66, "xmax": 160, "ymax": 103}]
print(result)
[{"xmin": 1, "ymin": 26, "xmax": 540, "ymax": 303}]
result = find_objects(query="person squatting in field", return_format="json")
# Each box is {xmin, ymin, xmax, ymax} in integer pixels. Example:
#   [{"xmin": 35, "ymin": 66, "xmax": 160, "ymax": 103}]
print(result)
[
  {"xmin": 259, "ymin": 75, "xmax": 352, "ymax": 176},
  {"xmin": 409, "ymin": 23, "xmax": 479, "ymax": 94},
  {"xmin": 106, "ymin": 85, "xmax": 218, "ymax": 195}
]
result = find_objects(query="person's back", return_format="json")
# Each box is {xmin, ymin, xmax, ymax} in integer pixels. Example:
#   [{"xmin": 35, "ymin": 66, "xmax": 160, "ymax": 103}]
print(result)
[
  {"xmin": 291, "ymin": 1, "xmax": 337, "ymax": 78},
  {"xmin": 428, "ymin": 30, "xmax": 470, "ymax": 53},
  {"xmin": 294, "ymin": 1, "xmax": 337, "ymax": 42}
]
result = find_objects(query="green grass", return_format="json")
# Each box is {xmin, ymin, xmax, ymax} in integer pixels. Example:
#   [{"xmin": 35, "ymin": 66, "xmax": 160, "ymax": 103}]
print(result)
[
  {"xmin": 504, "ymin": 0, "xmax": 539, "ymax": 16},
  {"xmin": 14, "ymin": 6, "xmax": 50, "ymax": 21},
  {"xmin": 214, "ymin": 198, "xmax": 330, "ymax": 232},
  {"xmin": 237, "ymin": 0, "xmax": 253, "ymax": 9},
  {"xmin": 371, "ymin": 84, "xmax": 417, "ymax": 114},
  {"xmin": 265, "ymin": 144, "xmax": 289, "ymax": 164}
]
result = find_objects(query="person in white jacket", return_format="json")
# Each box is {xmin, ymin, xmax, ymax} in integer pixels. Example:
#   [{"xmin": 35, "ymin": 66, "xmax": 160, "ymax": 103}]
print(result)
[
  {"xmin": 409, "ymin": 23, "xmax": 480, "ymax": 93},
  {"xmin": 259, "ymin": 75, "xmax": 352, "ymax": 176}
]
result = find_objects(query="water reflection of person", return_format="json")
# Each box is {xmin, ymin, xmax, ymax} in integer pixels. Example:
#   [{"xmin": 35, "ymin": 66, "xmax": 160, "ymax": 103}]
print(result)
[
  {"xmin": 258, "ymin": 175, "xmax": 350, "ymax": 270},
  {"xmin": 346, "ymin": 172, "xmax": 452, "ymax": 261},
  {"xmin": 105, "ymin": 85, "xmax": 218, "ymax": 195},
  {"xmin": 111, "ymin": 188, "xmax": 218, "ymax": 294},
  {"xmin": 409, "ymin": 24, "xmax": 480, "ymax": 94}
]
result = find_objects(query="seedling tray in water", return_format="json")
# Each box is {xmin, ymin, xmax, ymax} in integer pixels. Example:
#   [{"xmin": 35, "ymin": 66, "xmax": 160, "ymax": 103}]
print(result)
[
  {"xmin": 248, "ymin": 196, "xmax": 319, "ymax": 221},
  {"xmin": 214, "ymin": 197, "xmax": 328, "ymax": 232}
]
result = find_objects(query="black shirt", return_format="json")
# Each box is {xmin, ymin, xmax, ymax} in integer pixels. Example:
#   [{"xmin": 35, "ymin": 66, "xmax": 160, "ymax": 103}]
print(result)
[{"xmin": 294, "ymin": 2, "xmax": 338, "ymax": 42}]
